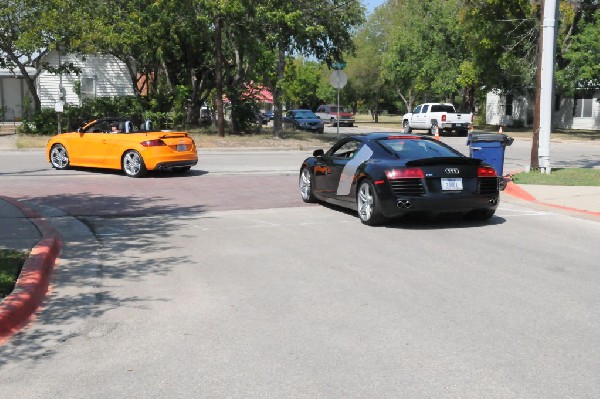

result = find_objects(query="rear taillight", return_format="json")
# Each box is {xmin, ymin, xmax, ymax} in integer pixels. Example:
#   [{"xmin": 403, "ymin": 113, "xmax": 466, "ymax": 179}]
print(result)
[
  {"xmin": 442, "ymin": 114, "xmax": 446, "ymax": 122},
  {"xmin": 477, "ymin": 166, "xmax": 497, "ymax": 177},
  {"xmin": 141, "ymin": 139, "xmax": 167, "ymax": 147},
  {"xmin": 386, "ymin": 167, "xmax": 425, "ymax": 179}
]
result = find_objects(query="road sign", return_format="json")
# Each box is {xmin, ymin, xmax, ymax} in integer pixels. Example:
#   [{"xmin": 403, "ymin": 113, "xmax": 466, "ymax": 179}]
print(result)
[
  {"xmin": 329, "ymin": 70, "xmax": 347, "ymax": 89},
  {"xmin": 332, "ymin": 62, "xmax": 347, "ymax": 70}
]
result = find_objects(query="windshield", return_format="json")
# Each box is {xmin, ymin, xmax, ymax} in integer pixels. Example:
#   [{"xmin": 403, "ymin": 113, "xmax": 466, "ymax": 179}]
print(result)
[
  {"xmin": 430, "ymin": 105, "xmax": 456, "ymax": 113},
  {"xmin": 328, "ymin": 106, "xmax": 348, "ymax": 113},
  {"xmin": 294, "ymin": 110, "xmax": 318, "ymax": 119},
  {"xmin": 377, "ymin": 138, "xmax": 462, "ymax": 160}
]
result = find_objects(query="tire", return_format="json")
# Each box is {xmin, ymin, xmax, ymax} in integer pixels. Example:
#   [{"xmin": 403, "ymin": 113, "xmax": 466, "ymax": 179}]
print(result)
[
  {"xmin": 357, "ymin": 180, "xmax": 385, "ymax": 225},
  {"xmin": 299, "ymin": 167, "xmax": 317, "ymax": 203},
  {"xmin": 122, "ymin": 150, "xmax": 147, "ymax": 177},
  {"xmin": 403, "ymin": 120, "xmax": 412, "ymax": 133},
  {"xmin": 50, "ymin": 144, "xmax": 70, "ymax": 170},
  {"xmin": 458, "ymin": 129, "xmax": 469, "ymax": 137},
  {"xmin": 330, "ymin": 118, "xmax": 337, "ymax": 127},
  {"xmin": 429, "ymin": 121, "xmax": 438, "ymax": 136}
]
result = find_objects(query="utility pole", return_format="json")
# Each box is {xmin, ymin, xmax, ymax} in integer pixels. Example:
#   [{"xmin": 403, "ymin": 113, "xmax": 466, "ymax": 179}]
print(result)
[{"xmin": 531, "ymin": 0, "xmax": 558, "ymax": 173}]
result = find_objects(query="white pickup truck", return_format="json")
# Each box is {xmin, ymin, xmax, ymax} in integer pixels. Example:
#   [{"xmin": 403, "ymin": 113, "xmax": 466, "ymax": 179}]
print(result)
[{"xmin": 402, "ymin": 103, "xmax": 472, "ymax": 136}]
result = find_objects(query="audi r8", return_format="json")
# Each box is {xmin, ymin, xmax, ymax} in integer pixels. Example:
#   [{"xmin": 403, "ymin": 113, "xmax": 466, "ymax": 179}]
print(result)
[
  {"xmin": 299, "ymin": 133, "xmax": 500, "ymax": 225},
  {"xmin": 46, "ymin": 117, "xmax": 198, "ymax": 177}
]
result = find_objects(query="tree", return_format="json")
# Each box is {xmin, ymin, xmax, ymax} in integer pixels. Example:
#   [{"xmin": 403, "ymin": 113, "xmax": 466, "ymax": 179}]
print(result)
[
  {"xmin": 257, "ymin": 0, "xmax": 364, "ymax": 137},
  {"xmin": 381, "ymin": 0, "xmax": 464, "ymax": 112},
  {"xmin": 0, "ymin": 0, "xmax": 86, "ymax": 111}
]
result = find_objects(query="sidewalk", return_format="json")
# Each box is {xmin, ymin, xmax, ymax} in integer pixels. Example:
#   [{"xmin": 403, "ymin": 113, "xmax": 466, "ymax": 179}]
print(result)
[{"xmin": 503, "ymin": 182, "xmax": 600, "ymax": 216}]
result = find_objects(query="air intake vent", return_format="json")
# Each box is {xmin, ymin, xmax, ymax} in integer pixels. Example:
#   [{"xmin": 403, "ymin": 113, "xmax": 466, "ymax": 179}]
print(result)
[
  {"xmin": 479, "ymin": 177, "xmax": 498, "ymax": 194},
  {"xmin": 389, "ymin": 178, "xmax": 426, "ymax": 196}
]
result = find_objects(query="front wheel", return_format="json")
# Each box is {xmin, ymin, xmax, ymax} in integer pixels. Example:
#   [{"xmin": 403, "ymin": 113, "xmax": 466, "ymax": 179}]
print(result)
[
  {"xmin": 50, "ymin": 144, "xmax": 70, "ymax": 170},
  {"xmin": 403, "ymin": 120, "xmax": 412, "ymax": 133},
  {"xmin": 299, "ymin": 167, "xmax": 317, "ymax": 203},
  {"xmin": 357, "ymin": 180, "xmax": 385, "ymax": 225},
  {"xmin": 330, "ymin": 118, "xmax": 337, "ymax": 127},
  {"xmin": 122, "ymin": 150, "xmax": 147, "ymax": 177}
]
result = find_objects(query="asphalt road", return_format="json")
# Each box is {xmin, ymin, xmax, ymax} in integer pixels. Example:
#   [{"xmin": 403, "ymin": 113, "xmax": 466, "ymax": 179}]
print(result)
[{"xmin": 1, "ymin": 144, "xmax": 599, "ymax": 398}]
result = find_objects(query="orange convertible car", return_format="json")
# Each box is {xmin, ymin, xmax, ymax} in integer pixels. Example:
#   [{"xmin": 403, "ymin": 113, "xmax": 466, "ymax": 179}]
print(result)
[{"xmin": 46, "ymin": 117, "xmax": 198, "ymax": 177}]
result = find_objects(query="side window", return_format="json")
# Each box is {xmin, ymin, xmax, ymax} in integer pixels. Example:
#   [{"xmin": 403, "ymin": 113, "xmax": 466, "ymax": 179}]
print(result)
[
  {"xmin": 317, "ymin": 106, "xmax": 323, "ymax": 113},
  {"xmin": 331, "ymin": 140, "xmax": 360, "ymax": 158},
  {"xmin": 413, "ymin": 105, "xmax": 422, "ymax": 114},
  {"xmin": 422, "ymin": 104, "xmax": 429, "ymax": 113}
]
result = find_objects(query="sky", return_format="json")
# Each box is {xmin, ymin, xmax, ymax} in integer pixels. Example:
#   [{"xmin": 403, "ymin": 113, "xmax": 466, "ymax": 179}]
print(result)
[{"xmin": 363, "ymin": 0, "xmax": 385, "ymax": 13}]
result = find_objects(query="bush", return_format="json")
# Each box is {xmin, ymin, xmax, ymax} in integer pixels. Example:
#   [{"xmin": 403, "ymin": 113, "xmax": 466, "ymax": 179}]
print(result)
[{"xmin": 21, "ymin": 94, "xmax": 189, "ymax": 135}]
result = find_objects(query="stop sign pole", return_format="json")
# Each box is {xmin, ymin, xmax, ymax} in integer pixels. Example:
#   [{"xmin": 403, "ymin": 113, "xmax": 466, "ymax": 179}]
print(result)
[{"xmin": 329, "ymin": 65, "xmax": 347, "ymax": 138}]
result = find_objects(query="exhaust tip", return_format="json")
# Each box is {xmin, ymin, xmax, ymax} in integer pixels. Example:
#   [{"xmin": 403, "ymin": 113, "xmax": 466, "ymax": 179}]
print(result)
[{"xmin": 397, "ymin": 200, "xmax": 412, "ymax": 209}]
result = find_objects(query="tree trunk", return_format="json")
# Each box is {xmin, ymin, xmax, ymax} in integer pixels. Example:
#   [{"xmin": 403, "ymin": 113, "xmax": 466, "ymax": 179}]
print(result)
[
  {"xmin": 531, "ymin": 1, "xmax": 545, "ymax": 170},
  {"xmin": 214, "ymin": 16, "xmax": 225, "ymax": 137},
  {"xmin": 272, "ymin": 45, "xmax": 286, "ymax": 138}
]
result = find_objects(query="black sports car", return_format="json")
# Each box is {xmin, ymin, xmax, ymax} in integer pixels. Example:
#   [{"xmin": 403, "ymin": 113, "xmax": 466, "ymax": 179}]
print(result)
[{"xmin": 299, "ymin": 133, "xmax": 500, "ymax": 225}]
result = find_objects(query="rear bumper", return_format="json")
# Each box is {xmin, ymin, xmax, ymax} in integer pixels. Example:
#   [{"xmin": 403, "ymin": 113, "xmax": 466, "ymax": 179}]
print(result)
[
  {"xmin": 378, "ymin": 190, "xmax": 499, "ymax": 218},
  {"xmin": 153, "ymin": 159, "xmax": 198, "ymax": 170}
]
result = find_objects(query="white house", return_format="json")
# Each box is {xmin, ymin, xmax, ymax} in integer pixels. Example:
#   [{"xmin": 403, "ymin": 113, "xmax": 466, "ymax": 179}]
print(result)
[
  {"xmin": 486, "ymin": 90, "xmax": 600, "ymax": 130},
  {"xmin": 0, "ymin": 51, "xmax": 133, "ymax": 121}
]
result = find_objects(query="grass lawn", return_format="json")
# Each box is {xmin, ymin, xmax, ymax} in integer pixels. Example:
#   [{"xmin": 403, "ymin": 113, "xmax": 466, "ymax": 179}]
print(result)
[
  {"xmin": 0, "ymin": 249, "xmax": 28, "ymax": 298},
  {"xmin": 512, "ymin": 168, "xmax": 600, "ymax": 186}
]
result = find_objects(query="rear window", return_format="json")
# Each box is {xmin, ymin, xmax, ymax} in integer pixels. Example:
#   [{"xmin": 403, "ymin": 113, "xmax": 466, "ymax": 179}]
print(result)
[
  {"xmin": 430, "ymin": 105, "xmax": 456, "ymax": 113},
  {"xmin": 377, "ymin": 138, "xmax": 462, "ymax": 159}
]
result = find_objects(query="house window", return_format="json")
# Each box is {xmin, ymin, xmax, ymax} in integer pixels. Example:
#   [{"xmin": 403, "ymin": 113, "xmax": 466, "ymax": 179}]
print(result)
[
  {"xmin": 574, "ymin": 96, "xmax": 593, "ymax": 118},
  {"xmin": 505, "ymin": 94, "xmax": 513, "ymax": 116},
  {"xmin": 80, "ymin": 77, "xmax": 95, "ymax": 100}
]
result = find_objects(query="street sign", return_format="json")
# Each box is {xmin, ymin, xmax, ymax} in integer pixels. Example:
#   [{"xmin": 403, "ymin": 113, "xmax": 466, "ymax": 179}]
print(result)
[
  {"xmin": 332, "ymin": 62, "xmax": 347, "ymax": 70},
  {"xmin": 329, "ymin": 70, "xmax": 347, "ymax": 89}
]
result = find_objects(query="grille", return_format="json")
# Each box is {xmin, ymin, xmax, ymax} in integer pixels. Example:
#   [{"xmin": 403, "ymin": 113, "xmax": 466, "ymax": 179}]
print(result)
[
  {"xmin": 479, "ymin": 177, "xmax": 498, "ymax": 194},
  {"xmin": 389, "ymin": 178, "xmax": 426, "ymax": 196}
]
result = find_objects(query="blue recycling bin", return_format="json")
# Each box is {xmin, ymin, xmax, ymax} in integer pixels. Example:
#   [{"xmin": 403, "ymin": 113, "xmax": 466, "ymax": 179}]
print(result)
[{"xmin": 466, "ymin": 132, "xmax": 514, "ymax": 176}]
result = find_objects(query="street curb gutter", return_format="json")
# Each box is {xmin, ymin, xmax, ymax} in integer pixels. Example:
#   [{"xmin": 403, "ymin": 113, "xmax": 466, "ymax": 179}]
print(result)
[
  {"xmin": 503, "ymin": 182, "xmax": 600, "ymax": 218},
  {"xmin": 0, "ymin": 196, "xmax": 63, "ymax": 342}
]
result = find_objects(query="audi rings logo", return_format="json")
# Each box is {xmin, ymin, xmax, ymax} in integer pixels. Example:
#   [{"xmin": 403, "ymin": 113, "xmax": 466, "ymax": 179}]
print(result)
[{"xmin": 445, "ymin": 168, "xmax": 460, "ymax": 174}]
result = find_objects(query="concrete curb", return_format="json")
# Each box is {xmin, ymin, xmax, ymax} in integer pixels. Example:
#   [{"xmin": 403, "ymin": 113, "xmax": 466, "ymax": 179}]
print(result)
[
  {"xmin": 503, "ymin": 182, "xmax": 600, "ymax": 218},
  {"xmin": 0, "ymin": 196, "xmax": 63, "ymax": 341}
]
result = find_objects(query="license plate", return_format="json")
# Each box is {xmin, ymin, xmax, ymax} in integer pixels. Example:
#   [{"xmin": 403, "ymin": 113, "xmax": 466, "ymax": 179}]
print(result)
[
  {"xmin": 176, "ymin": 144, "xmax": 187, "ymax": 151},
  {"xmin": 441, "ymin": 178, "xmax": 463, "ymax": 191}
]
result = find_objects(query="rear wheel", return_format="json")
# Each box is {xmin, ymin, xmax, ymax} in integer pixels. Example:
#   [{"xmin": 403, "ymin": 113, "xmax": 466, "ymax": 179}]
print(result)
[
  {"xmin": 429, "ymin": 121, "xmax": 438, "ymax": 136},
  {"xmin": 122, "ymin": 150, "xmax": 147, "ymax": 177},
  {"xmin": 299, "ymin": 167, "xmax": 317, "ymax": 203},
  {"xmin": 50, "ymin": 144, "xmax": 69, "ymax": 170},
  {"xmin": 357, "ymin": 180, "xmax": 385, "ymax": 225}
]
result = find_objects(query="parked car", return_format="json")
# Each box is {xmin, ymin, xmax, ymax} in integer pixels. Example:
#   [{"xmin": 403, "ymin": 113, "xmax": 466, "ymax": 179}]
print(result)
[
  {"xmin": 283, "ymin": 109, "xmax": 324, "ymax": 133},
  {"xmin": 299, "ymin": 133, "xmax": 499, "ymax": 225},
  {"xmin": 262, "ymin": 111, "xmax": 274, "ymax": 121},
  {"xmin": 315, "ymin": 104, "xmax": 355, "ymax": 127},
  {"xmin": 402, "ymin": 103, "xmax": 472, "ymax": 136},
  {"xmin": 46, "ymin": 117, "xmax": 198, "ymax": 177}
]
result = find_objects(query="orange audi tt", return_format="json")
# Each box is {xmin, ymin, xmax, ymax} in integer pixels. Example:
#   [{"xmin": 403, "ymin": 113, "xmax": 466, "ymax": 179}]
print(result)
[{"xmin": 46, "ymin": 117, "xmax": 198, "ymax": 177}]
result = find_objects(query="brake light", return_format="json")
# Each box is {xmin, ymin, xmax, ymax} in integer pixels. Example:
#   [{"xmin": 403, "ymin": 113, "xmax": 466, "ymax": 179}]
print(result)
[
  {"xmin": 141, "ymin": 139, "xmax": 167, "ymax": 147},
  {"xmin": 442, "ymin": 114, "xmax": 446, "ymax": 122},
  {"xmin": 386, "ymin": 167, "xmax": 424, "ymax": 179},
  {"xmin": 477, "ymin": 166, "xmax": 497, "ymax": 177}
]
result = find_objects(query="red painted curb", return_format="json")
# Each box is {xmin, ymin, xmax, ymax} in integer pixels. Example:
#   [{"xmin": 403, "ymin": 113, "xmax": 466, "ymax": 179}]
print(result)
[
  {"xmin": 503, "ymin": 181, "xmax": 537, "ymax": 201},
  {"xmin": 0, "ymin": 196, "xmax": 63, "ymax": 342}
]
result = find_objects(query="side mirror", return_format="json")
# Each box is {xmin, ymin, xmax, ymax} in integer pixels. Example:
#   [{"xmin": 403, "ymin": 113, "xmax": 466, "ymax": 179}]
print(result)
[{"xmin": 313, "ymin": 149, "xmax": 325, "ymax": 157}]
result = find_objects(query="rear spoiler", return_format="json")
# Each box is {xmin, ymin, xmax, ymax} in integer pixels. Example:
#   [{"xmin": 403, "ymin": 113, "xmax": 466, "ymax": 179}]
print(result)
[{"xmin": 406, "ymin": 157, "xmax": 482, "ymax": 167}]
